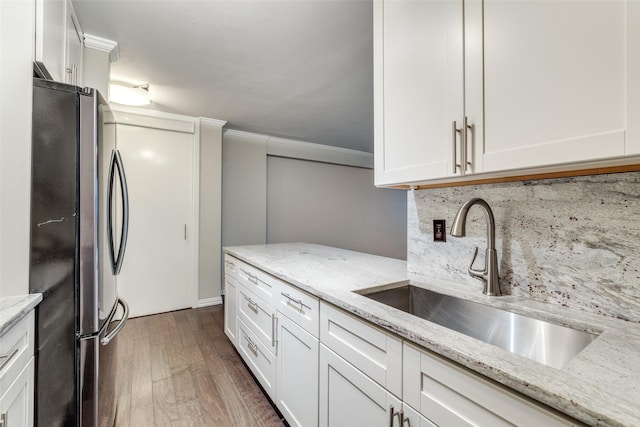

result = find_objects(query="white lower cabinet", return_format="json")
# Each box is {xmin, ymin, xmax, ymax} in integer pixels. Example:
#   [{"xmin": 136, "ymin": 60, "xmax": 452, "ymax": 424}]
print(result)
[
  {"xmin": 0, "ymin": 311, "xmax": 35, "ymax": 427},
  {"xmin": 0, "ymin": 358, "xmax": 34, "ymax": 427},
  {"xmin": 238, "ymin": 318, "xmax": 276, "ymax": 400},
  {"xmin": 223, "ymin": 275, "xmax": 238, "ymax": 345},
  {"xmin": 275, "ymin": 313, "xmax": 318, "ymax": 427},
  {"xmin": 403, "ymin": 343, "xmax": 577, "ymax": 427},
  {"xmin": 319, "ymin": 302, "xmax": 402, "ymax": 398},
  {"xmin": 225, "ymin": 257, "xmax": 582, "ymax": 427},
  {"xmin": 319, "ymin": 344, "xmax": 402, "ymax": 427},
  {"xmin": 224, "ymin": 255, "xmax": 240, "ymax": 346},
  {"xmin": 230, "ymin": 259, "xmax": 320, "ymax": 426}
]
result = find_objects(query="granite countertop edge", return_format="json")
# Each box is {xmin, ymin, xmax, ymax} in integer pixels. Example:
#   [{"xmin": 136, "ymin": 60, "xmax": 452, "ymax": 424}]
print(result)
[
  {"xmin": 224, "ymin": 243, "xmax": 639, "ymax": 427},
  {"xmin": 0, "ymin": 293, "xmax": 43, "ymax": 337}
]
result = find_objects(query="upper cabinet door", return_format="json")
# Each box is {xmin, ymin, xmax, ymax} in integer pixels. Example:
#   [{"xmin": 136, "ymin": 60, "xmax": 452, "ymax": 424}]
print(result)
[
  {"xmin": 65, "ymin": 1, "xmax": 83, "ymax": 86},
  {"xmin": 375, "ymin": 0, "xmax": 638, "ymax": 187},
  {"xmin": 35, "ymin": 0, "xmax": 83, "ymax": 84},
  {"xmin": 374, "ymin": 0, "xmax": 464, "ymax": 186},
  {"xmin": 477, "ymin": 0, "xmax": 629, "ymax": 173},
  {"xmin": 35, "ymin": 0, "xmax": 66, "ymax": 82}
]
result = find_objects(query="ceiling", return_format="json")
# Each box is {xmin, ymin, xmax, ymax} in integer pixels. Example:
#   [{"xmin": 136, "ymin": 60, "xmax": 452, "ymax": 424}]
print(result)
[{"xmin": 73, "ymin": 0, "xmax": 375, "ymax": 153}]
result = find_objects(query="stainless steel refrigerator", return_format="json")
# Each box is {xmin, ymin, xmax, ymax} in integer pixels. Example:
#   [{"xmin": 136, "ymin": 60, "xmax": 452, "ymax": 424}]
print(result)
[{"xmin": 29, "ymin": 78, "xmax": 130, "ymax": 426}]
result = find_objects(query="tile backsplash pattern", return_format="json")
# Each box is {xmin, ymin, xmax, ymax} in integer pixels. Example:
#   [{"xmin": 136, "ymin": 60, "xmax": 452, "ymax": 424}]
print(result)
[{"xmin": 408, "ymin": 172, "xmax": 640, "ymax": 322}]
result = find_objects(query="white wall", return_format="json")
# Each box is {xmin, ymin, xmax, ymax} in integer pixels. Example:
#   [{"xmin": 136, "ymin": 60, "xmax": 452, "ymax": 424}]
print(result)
[
  {"xmin": 222, "ymin": 130, "xmax": 268, "ymax": 247},
  {"xmin": 221, "ymin": 130, "xmax": 407, "ymax": 276},
  {"xmin": 0, "ymin": 0, "xmax": 35, "ymax": 297},
  {"xmin": 267, "ymin": 157, "xmax": 406, "ymax": 260}
]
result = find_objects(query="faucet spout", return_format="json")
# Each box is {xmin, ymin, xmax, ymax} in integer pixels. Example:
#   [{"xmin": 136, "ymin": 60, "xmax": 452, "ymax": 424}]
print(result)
[{"xmin": 450, "ymin": 198, "xmax": 501, "ymax": 296}]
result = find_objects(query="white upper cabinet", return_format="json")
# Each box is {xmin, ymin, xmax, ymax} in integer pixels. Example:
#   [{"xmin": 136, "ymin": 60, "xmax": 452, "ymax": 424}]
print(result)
[
  {"xmin": 35, "ymin": 0, "xmax": 83, "ymax": 85},
  {"xmin": 477, "ymin": 0, "xmax": 628, "ymax": 173},
  {"xmin": 374, "ymin": 0, "xmax": 463, "ymax": 185},
  {"xmin": 375, "ymin": 0, "xmax": 639, "ymax": 186}
]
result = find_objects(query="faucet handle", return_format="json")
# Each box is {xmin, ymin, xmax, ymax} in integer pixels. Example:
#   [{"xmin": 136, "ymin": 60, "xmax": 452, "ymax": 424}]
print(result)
[{"xmin": 468, "ymin": 247, "xmax": 487, "ymax": 280}]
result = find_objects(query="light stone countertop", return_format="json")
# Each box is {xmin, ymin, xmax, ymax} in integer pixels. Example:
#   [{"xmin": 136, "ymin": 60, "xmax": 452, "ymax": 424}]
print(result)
[
  {"xmin": 225, "ymin": 242, "xmax": 640, "ymax": 427},
  {"xmin": 0, "ymin": 293, "xmax": 42, "ymax": 338}
]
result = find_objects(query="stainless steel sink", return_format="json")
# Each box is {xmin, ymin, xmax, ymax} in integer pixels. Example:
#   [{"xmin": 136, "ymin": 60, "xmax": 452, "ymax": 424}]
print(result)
[{"xmin": 360, "ymin": 285, "xmax": 598, "ymax": 369}]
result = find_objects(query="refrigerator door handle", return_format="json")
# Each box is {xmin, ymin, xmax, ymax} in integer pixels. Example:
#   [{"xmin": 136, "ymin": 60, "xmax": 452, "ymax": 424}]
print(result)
[
  {"xmin": 79, "ymin": 297, "xmax": 119, "ymax": 341},
  {"xmin": 107, "ymin": 149, "xmax": 130, "ymax": 275},
  {"xmin": 101, "ymin": 298, "xmax": 130, "ymax": 345}
]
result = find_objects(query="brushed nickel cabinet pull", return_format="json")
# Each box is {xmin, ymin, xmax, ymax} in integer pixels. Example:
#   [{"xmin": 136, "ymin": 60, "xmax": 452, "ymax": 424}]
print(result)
[
  {"xmin": 464, "ymin": 116, "xmax": 473, "ymax": 172},
  {"xmin": 246, "ymin": 336, "xmax": 258, "ymax": 356},
  {"xmin": 245, "ymin": 296, "xmax": 258, "ymax": 313},
  {"xmin": 281, "ymin": 292, "xmax": 311, "ymax": 311},
  {"xmin": 272, "ymin": 314, "xmax": 278, "ymax": 351},
  {"xmin": 0, "ymin": 412, "xmax": 7, "ymax": 427},
  {"xmin": 452, "ymin": 121, "xmax": 462, "ymax": 173}
]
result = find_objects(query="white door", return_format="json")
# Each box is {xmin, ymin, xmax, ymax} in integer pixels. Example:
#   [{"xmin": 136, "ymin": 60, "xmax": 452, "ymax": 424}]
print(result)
[{"xmin": 115, "ymin": 123, "xmax": 195, "ymax": 317}]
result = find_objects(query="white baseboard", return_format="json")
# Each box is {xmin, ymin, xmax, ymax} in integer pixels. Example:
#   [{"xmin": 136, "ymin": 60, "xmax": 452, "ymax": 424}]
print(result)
[{"xmin": 195, "ymin": 297, "xmax": 223, "ymax": 308}]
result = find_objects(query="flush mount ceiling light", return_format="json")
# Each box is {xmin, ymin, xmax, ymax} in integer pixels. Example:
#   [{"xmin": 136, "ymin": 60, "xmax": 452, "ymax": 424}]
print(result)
[{"xmin": 109, "ymin": 82, "xmax": 151, "ymax": 106}]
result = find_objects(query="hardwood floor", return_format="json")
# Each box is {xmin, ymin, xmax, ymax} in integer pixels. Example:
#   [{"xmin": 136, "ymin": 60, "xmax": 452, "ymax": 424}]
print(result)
[{"xmin": 101, "ymin": 305, "xmax": 286, "ymax": 427}]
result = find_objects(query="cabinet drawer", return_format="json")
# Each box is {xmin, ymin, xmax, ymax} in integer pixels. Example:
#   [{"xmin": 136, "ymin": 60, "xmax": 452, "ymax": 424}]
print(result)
[
  {"xmin": 238, "ymin": 319, "xmax": 276, "ymax": 401},
  {"xmin": 403, "ymin": 343, "xmax": 578, "ymax": 427},
  {"xmin": 0, "ymin": 311, "xmax": 34, "ymax": 395},
  {"xmin": 224, "ymin": 254, "xmax": 239, "ymax": 280},
  {"xmin": 277, "ymin": 282, "xmax": 319, "ymax": 338},
  {"xmin": 320, "ymin": 302, "xmax": 402, "ymax": 398},
  {"xmin": 237, "ymin": 260, "xmax": 279, "ymax": 304},
  {"xmin": 238, "ymin": 284, "xmax": 276, "ymax": 354}
]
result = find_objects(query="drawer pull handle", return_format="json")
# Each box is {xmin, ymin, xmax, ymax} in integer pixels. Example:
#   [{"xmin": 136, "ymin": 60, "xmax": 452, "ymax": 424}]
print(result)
[
  {"xmin": 0, "ymin": 347, "xmax": 19, "ymax": 372},
  {"xmin": 245, "ymin": 296, "xmax": 259, "ymax": 313},
  {"xmin": 225, "ymin": 260, "xmax": 235, "ymax": 268},
  {"xmin": 281, "ymin": 292, "xmax": 311, "ymax": 311},
  {"xmin": 246, "ymin": 336, "xmax": 258, "ymax": 356},
  {"xmin": 242, "ymin": 269, "xmax": 259, "ymax": 284}
]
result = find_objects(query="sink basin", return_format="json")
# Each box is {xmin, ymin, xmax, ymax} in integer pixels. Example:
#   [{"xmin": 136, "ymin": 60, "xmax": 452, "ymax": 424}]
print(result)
[{"xmin": 360, "ymin": 285, "xmax": 598, "ymax": 369}]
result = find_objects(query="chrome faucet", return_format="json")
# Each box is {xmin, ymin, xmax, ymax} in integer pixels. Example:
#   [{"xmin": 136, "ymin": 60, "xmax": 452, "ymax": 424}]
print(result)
[{"xmin": 450, "ymin": 198, "xmax": 501, "ymax": 296}]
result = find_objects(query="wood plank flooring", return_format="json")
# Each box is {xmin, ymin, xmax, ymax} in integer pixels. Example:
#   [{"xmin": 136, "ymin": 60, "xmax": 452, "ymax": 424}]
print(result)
[{"xmin": 101, "ymin": 305, "xmax": 286, "ymax": 427}]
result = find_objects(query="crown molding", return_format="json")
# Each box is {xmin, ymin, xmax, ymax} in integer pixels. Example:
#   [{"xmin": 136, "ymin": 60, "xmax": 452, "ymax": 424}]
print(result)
[
  {"xmin": 83, "ymin": 34, "xmax": 120, "ymax": 62},
  {"xmin": 268, "ymin": 136, "xmax": 374, "ymax": 169},
  {"xmin": 199, "ymin": 117, "xmax": 228, "ymax": 128},
  {"xmin": 222, "ymin": 129, "xmax": 373, "ymax": 168}
]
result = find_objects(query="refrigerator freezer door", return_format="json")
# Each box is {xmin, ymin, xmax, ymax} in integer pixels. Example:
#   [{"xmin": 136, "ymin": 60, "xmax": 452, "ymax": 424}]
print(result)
[
  {"xmin": 30, "ymin": 79, "xmax": 80, "ymax": 426},
  {"xmin": 78, "ymin": 89, "xmax": 99, "ymax": 338}
]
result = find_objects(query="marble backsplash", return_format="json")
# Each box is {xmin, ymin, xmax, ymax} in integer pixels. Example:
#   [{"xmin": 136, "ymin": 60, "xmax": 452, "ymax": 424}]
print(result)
[{"xmin": 408, "ymin": 171, "xmax": 640, "ymax": 322}]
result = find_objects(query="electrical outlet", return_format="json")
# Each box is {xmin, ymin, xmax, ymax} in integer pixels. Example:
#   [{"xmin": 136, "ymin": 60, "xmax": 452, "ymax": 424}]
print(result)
[{"xmin": 433, "ymin": 219, "xmax": 446, "ymax": 242}]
